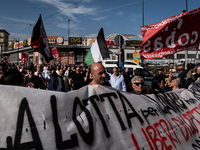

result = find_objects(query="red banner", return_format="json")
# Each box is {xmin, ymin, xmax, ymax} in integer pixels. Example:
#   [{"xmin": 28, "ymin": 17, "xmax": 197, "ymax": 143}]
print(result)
[
  {"xmin": 22, "ymin": 52, "xmax": 28, "ymax": 65},
  {"xmin": 139, "ymin": 7, "xmax": 200, "ymax": 59},
  {"xmin": 51, "ymin": 47, "xmax": 60, "ymax": 59}
]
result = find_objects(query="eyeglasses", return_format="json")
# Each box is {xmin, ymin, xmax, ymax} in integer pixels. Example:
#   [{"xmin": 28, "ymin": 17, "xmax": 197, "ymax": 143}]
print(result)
[{"xmin": 134, "ymin": 82, "xmax": 144, "ymax": 86}]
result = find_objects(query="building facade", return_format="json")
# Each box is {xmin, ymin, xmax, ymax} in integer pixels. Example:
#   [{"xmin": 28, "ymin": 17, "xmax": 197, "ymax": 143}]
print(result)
[
  {"xmin": 1, "ymin": 31, "xmax": 200, "ymax": 66},
  {"xmin": 0, "ymin": 29, "xmax": 10, "ymax": 61}
]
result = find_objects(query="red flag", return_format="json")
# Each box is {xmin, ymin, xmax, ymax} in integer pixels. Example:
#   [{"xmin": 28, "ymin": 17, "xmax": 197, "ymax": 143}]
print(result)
[
  {"xmin": 51, "ymin": 47, "xmax": 60, "ymax": 59},
  {"xmin": 22, "ymin": 52, "xmax": 28, "ymax": 65},
  {"xmin": 140, "ymin": 7, "xmax": 200, "ymax": 59},
  {"xmin": 31, "ymin": 14, "xmax": 54, "ymax": 62}
]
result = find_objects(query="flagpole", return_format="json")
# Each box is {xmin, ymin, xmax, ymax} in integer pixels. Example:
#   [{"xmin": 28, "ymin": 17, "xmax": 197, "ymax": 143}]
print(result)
[
  {"xmin": 184, "ymin": 2, "xmax": 188, "ymax": 68},
  {"xmin": 141, "ymin": 0, "xmax": 144, "ymax": 67},
  {"xmin": 195, "ymin": 48, "xmax": 199, "ymax": 63},
  {"xmin": 119, "ymin": 36, "xmax": 121, "ymax": 68},
  {"xmin": 68, "ymin": 19, "xmax": 70, "ymax": 65}
]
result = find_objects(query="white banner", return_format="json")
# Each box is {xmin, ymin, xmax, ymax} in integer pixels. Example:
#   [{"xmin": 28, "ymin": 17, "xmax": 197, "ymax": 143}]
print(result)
[{"xmin": 0, "ymin": 84, "xmax": 200, "ymax": 149}]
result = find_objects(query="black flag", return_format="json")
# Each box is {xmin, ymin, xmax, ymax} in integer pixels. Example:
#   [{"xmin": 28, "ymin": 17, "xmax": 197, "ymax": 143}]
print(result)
[{"xmin": 31, "ymin": 14, "xmax": 53, "ymax": 62}]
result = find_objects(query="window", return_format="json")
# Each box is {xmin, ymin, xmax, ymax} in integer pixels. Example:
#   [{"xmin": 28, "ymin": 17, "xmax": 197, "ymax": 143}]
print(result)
[
  {"xmin": 165, "ymin": 55, "xmax": 173, "ymax": 59},
  {"xmin": 105, "ymin": 61, "xmax": 117, "ymax": 64},
  {"xmin": 188, "ymin": 54, "xmax": 196, "ymax": 58},
  {"xmin": 106, "ymin": 67, "xmax": 114, "ymax": 74},
  {"xmin": 124, "ymin": 62, "xmax": 137, "ymax": 65},
  {"xmin": 177, "ymin": 54, "xmax": 185, "ymax": 59},
  {"xmin": 127, "ymin": 53, "xmax": 133, "ymax": 60},
  {"xmin": 138, "ymin": 68, "xmax": 153, "ymax": 77},
  {"xmin": 112, "ymin": 55, "xmax": 116, "ymax": 60}
]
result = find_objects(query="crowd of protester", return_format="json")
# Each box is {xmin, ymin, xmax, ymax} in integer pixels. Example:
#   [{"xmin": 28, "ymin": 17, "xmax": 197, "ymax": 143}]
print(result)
[{"xmin": 0, "ymin": 61, "xmax": 199, "ymax": 95}]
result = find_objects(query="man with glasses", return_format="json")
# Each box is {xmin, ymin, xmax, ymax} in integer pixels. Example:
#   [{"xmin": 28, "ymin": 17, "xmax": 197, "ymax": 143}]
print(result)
[{"xmin": 131, "ymin": 76, "xmax": 144, "ymax": 94}]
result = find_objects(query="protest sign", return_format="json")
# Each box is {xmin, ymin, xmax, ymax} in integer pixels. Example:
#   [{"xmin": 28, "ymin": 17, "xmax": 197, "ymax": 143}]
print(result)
[
  {"xmin": 0, "ymin": 84, "xmax": 200, "ymax": 149},
  {"xmin": 139, "ymin": 7, "xmax": 200, "ymax": 59}
]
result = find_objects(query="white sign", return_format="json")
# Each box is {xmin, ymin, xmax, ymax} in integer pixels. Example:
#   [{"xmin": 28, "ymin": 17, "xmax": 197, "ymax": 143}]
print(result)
[{"xmin": 0, "ymin": 84, "xmax": 200, "ymax": 149}]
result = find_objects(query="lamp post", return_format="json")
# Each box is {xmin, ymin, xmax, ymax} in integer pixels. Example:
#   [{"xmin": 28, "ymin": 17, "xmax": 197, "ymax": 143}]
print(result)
[
  {"xmin": 14, "ymin": 38, "xmax": 19, "ymax": 65},
  {"xmin": 141, "ymin": 0, "xmax": 144, "ymax": 67},
  {"xmin": 186, "ymin": 0, "xmax": 188, "ymax": 11},
  {"xmin": 68, "ymin": 19, "xmax": 70, "ymax": 65}
]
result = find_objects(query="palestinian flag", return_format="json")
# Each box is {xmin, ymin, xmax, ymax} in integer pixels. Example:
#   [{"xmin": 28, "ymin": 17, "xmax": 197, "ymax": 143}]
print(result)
[{"xmin": 85, "ymin": 27, "xmax": 109, "ymax": 67}]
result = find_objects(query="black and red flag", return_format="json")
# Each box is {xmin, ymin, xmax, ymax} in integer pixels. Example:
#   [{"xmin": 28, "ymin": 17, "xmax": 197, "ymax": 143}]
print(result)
[
  {"xmin": 51, "ymin": 47, "xmax": 60, "ymax": 59},
  {"xmin": 31, "ymin": 14, "xmax": 53, "ymax": 62},
  {"xmin": 22, "ymin": 52, "xmax": 28, "ymax": 65}
]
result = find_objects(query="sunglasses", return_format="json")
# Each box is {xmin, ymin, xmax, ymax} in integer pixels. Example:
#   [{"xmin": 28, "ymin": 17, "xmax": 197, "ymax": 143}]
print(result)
[{"xmin": 134, "ymin": 82, "xmax": 144, "ymax": 86}]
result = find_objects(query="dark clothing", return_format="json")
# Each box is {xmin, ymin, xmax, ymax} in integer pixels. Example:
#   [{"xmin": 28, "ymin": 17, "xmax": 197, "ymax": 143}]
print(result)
[
  {"xmin": 154, "ymin": 73, "xmax": 167, "ymax": 79},
  {"xmin": 63, "ymin": 76, "xmax": 71, "ymax": 92},
  {"xmin": 151, "ymin": 89, "xmax": 164, "ymax": 95},
  {"xmin": 123, "ymin": 72, "xmax": 131, "ymax": 92},
  {"xmin": 82, "ymin": 71, "xmax": 87, "ymax": 77},
  {"xmin": 131, "ymin": 90, "xmax": 139, "ymax": 95},
  {"xmin": 68, "ymin": 70, "xmax": 75, "ymax": 78},
  {"xmin": 102, "ymin": 81, "xmax": 111, "ymax": 86},
  {"xmin": 178, "ymin": 69, "xmax": 188, "ymax": 88},
  {"xmin": 24, "ymin": 76, "xmax": 45, "ymax": 89},
  {"xmin": 71, "ymin": 73, "xmax": 85, "ymax": 90},
  {"xmin": 194, "ymin": 73, "xmax": 200, "ymax": 80}
]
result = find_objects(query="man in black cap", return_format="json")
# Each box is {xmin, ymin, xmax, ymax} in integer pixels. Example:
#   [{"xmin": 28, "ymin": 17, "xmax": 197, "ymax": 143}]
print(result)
[{"xmin": 23, "ymin": 64, "xmax": 45, "ymax": 89}]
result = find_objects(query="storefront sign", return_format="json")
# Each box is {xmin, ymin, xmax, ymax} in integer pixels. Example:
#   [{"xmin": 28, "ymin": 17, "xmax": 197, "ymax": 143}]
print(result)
[
  {"xmin": 126, "ymin": 40, "xmax": 143, "ymax": 48},
  {"xmin": 69, "ymin": 37, "xmax": 82, "ymax": 45},
  {"xmin": 23, "ymin": 40, "xmax": 28, "ymax": 47},
  {"xmin": 60, "ymin": 51, "xmax": 74, "ymax": 64},
  {"xmin": 133, "ymin": 50, "xmax": 139, "ymax": 64},
  {"xmin": 14, "ymin": 41, "xmax": 23, "ymax": 49},
  {"xmin": 47, "ymin": 36, "xmax": 64, "ymax": 44}
]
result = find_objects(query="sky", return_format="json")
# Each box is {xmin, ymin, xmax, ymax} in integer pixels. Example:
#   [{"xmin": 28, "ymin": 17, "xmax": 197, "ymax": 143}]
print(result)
[{"xmin": 0, "ymin": 0, "xmax": 200, "ymax": 41}]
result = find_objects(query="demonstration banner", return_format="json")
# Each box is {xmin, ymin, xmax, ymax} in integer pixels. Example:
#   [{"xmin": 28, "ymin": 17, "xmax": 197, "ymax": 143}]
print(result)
[
  {"xmin": 1, "ymin": 83, "xmax": 200, "ymax": 149},
  {"xmin": 140, "ymin": 7, "xmax": 200, "ymax": 59}
]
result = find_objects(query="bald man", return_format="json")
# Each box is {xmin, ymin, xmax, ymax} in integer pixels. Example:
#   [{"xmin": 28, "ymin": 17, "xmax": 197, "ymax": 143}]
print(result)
[{"xmin": 89, "ymin": 63, "xmax": 107, "ymax": 85}]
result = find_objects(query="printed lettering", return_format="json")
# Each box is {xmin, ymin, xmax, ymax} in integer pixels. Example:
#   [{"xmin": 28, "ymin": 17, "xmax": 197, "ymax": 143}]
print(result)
[
  {"xmin": 117, "ymin": 91, "xmax": 144, "ymax": 127},
  {"xmin": 14, "ymin": 98, "xmax": 43, "ymax": 149},
  {"xmin": 141, "ymin": 107, "xmax": 159, "ymax": 124},
  {"xmin": 50, "ymin": 95, "xmax": 79, "ymax": 149},
  {"xmin": 99, "ymin": 92, "xmax": 127, "ymax": 130},
  {"xmin": 72, "ymin": 97, "xmax": 94, "ymax": 145},
  {"xmin": 87, "ymin": 95, "xmax": 111, "ymax": 137}
]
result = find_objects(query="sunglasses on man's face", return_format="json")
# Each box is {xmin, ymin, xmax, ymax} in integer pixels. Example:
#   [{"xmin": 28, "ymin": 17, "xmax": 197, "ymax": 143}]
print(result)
[{"xmin": 134, "ymin": 82, "xmax": 144, "ymax": 86}]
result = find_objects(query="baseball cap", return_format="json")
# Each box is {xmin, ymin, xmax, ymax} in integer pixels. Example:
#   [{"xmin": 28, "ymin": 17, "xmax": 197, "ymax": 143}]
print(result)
[{"xmin": 176, "ymin": 65, "xmax": 185, "ymax": 70}]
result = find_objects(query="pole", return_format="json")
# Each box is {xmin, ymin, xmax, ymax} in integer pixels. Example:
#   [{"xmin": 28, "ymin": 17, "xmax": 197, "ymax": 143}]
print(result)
[
  {"xmin": 1, "ymin": 46, "xmax": 2, "ymax": 62},
  {"xmin": 18, "ymin": 38, "xmax": 19, "ymax": 65},
  {"xmin": 141, "ymin": 0, "xmax": 144, "ymax": 66},
  {"xmin": 119, "ymin": 36, "xmax": 121, "ymax": 68},
  {"xmin": 186, "ymin": 0, "xmax": 188, "ymax": 12},
  {"xmin": 68, "ymin": 19, "xmax": 70, "ymax": 65},
  {"xmin": 184, "ymin": 1, "xmax": 188, "ymax": 68},
  {"xmin": 142, "ymin": 0, "xmax": 144, "ymax": 27},
  {"xmin": 195, "ymin": 48, "xmax": 199, "ymax": 63}
]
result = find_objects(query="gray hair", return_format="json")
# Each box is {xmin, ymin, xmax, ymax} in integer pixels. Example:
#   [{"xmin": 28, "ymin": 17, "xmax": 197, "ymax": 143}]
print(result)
[
  {"xmin": 171, "ymin": 77, "xmax": 181, "ymax": 87},
  {"xmin": 131, "ymin": 76, "xmax": 144, "ymax": 84}
]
